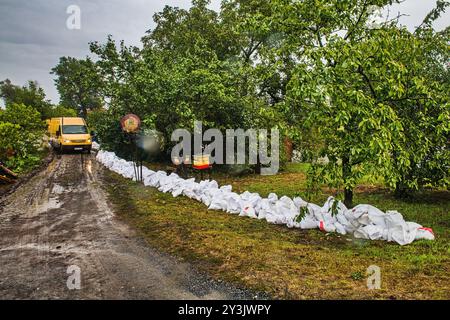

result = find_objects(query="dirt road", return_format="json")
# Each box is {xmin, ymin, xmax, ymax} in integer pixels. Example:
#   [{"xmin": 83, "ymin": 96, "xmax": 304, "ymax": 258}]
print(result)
[{"xmin": 0, "ymin": 154, "xmax": 255, "ymax": 299}]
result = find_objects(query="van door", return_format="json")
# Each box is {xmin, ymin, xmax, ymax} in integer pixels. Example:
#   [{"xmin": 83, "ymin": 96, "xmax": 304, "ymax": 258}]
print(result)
[{"xmin": 55, "ymin": 125, "xmax": 62, "ymax": 148}]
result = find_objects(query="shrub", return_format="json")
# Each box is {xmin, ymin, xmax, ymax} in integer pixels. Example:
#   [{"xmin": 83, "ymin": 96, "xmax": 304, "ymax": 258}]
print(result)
[
  {"xmin": 0, "ymin": 103, "xmax": 45, "ymax": 132},
  {"xmin": 0, "ymin": 103, "xmax": 45, "ymax": 172}
]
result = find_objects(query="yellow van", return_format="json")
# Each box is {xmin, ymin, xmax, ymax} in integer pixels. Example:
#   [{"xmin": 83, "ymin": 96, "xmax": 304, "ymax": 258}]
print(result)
[{"xmin": 47, "ymin": 117, "xmax": 92, "ymax": 153}]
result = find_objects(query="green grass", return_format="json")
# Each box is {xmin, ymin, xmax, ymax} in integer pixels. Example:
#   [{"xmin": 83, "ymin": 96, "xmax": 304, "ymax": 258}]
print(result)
[{"xmin": 103, "ymin": 163, "xmax": 450, "ymax": 300}]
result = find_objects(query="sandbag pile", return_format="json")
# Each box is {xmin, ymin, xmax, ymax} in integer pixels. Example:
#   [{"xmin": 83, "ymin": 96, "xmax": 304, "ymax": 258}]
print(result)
[
  {"xmin": 96, "ymin": 150, "xmax": 435, "ymax": 245},
  {"xmin": 92, "ymin": 142, "xmax": 101, "ymax": 151}
]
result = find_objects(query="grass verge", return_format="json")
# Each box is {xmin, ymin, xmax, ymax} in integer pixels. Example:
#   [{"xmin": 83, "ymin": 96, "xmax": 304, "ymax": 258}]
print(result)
[{"xmin": 102, "ymin": 163, "xmax": 449, "ymax": 299}]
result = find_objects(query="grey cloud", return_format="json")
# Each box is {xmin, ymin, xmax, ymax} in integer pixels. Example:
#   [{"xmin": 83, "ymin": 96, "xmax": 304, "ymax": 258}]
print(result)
[
  {"xmin": 0, "ymin": 0, "xmax": 202, "ymax": 103},
  {"xmin": 384, "ymin": 0, "xmax": 449, "ymax": 31},
  {"xmin": 0, "ymin": 0, "xmax": 447, "ymax": 104}
]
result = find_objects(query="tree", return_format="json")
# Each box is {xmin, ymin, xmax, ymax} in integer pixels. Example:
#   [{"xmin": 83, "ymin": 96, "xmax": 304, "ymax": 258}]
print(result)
[
  {"xmin": 143, "ymin": 0, "xmax": 236, "ymax": 60},
  {"xmin": 0, "ymin": 79, "xmax": 53, "ymax": 119},
  {"xmin": 51, "ymin": 57, "xmax": 103, "ymax": 118},
  {"xmin": 272, "ymin": 0, "xmax": 448, "ymax": 206},
  {"xmin": 263, "ymin": 0, "xmax": 394, "ymax": 206},
  {"xmin": 87, "ymin": 1, "xmax": 264, "ymax": 158},
  {"xmin": 389, "ymin": 2, "xmax": 450, "ymax": 196}
]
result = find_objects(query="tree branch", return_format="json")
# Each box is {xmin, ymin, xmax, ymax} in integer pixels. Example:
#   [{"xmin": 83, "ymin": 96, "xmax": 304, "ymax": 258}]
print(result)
[
  {"xmin": 357, "ymin": 65, "xmax": 377, "ymax": 100},
  {"xmin": 344, "ymin": 0, "xmax": 368, "ymax": 41}
]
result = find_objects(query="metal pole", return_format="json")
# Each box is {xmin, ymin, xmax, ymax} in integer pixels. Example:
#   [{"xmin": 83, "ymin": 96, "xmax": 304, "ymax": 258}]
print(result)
[
  {"xmin": 134, "ymin": 134, "xmax": 139, "ymax": 182},
  {"xmin": 130, "ymin": 134, "xmax": 137, "ymax": 181}
]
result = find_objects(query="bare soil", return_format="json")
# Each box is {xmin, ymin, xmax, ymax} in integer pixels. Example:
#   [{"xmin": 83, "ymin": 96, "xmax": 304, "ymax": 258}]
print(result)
[{"xmin": 0, "ymin": 153, "xmax": 258, "ymax": 299}]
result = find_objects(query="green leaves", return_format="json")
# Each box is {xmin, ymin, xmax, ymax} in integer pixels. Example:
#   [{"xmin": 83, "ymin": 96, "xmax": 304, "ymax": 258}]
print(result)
[
  {"xmin": 0, "ymin": 103, "xmax": 44, "ymax": 172},
  {"xmin": 51, "ymin": 57, "xmax": 103, "ymax": 118},
  {"xmin": 0, "ymin": 103, "xmax": 45, "ymax": 132},
  {"xmin": 276, "ymin": 0, "xmax": 449, "ymax": 203},
  {"xmin": 50, "ymin": 0, "xmax": 448, "ymax": 198},
  {"xmin": 0, "ymin": 79, "xmax": 53, "ymax": 120}
]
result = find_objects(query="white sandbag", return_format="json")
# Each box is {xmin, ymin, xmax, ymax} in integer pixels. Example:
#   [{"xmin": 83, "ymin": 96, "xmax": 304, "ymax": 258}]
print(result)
[
  {"xmin": 354, "ymin": 225, "xmax": 385, "ymax": 240},
  {"xmin": 293, "ymin": 196, "xmax": 308, "ymax": 209},
  {"xmin": 225, "ymin": 192, "xmax": 242, "ymax": 214},
  {"xmin": 334, "ymin": 221, "xmax": 347, "ymax": 235},
  {"xmin": 299, "ymin": 214, "xmax": 318, "ymax": 229},
  {"xmin": 263, "ymin": 202, "xmax": 281, "ymax": 224},
  {"xmin": 267, "ymin": 197, "xmax": 295, "ymax": 225},
  {"xmin": 92, "ymin": 141, "xmax": 100, "ymax": 150},
  {"xmin": 172, "ymin": 178, "xmax": 195, "ymax": 197},
  {"xmin": 183, "ymin": 185, "xmax": 199, "ymax": 199},
  {"xmin": 240, "ymin": 191, "xmax": 262, "ymax": 206},
  {"xmin": 220, "ymin": 185, "xmax": 233, "ymax": 192},
  {"xmin": 322, "ymin": 197, "xmax": 347, "ymax": 216},
  {"xmin": 350, "ymin": 204, "xmax": 387, "ymax": 227},
  {"xmin": 240, "ymin": 205, "xmax": 258, "ymax": 218},
  {"xmin": 318, "ymin": 220, "xmax": 336, "ymax": 233},
  {"xmin": 268, "ymin": 193, "xmax": 278, "ymax": 203},
  {"xmin": 208, "ymin": 190, "xmax": 229, "ymax": 211},
  {"xmin": 415, "ymin": 227, "xmax": 435, "ymax": 241},
  {"xmin": 384, "ymin": 210, "xmax": 406, "ymax": 229},
  {"xmin": 257, "ymin": 199, "xmax": 271, "ymax": 220},
  {"xmin": 277, "ymin": 196, "xmax": 300, "ymax": 226},
  {"xmin": 141, "ymin": 166, "xmax": 155, "ymax": 178},
  {"xmin": 96, "ymin": 149, "xmax": 436, "ymax": 246},
  {"xmin": 336, "ymin": 212, "xmax": 351, "ymax": 228},
  {"xmin": 295, "ymin": 202, "xmax": 323, "ymax": 229},
  {"xmin": 387, "ymin": 223, "xmax": 417, "ymax": 245}
]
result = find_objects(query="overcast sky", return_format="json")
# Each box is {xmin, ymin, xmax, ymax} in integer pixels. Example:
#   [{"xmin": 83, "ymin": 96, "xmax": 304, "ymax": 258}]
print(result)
[{"xmin": 0, "ymin": 0, "xmax": 448, "ymax": 104}]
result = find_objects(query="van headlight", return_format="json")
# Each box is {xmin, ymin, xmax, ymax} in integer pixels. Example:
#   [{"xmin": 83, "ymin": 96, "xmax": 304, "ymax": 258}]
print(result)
[
  {"xmin": 87, "ymin": 138, "xmax": 91, "ymax": 143},
  {"xmin": 64, "ymin": 139, "xmax": 71, "ymax": 143}
]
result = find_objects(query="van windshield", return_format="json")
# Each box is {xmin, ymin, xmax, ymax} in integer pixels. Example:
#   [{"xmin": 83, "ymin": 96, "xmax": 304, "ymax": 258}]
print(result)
[{"xmin": 62, "ymin": 125, "xmax": 88, "ymax": 134}]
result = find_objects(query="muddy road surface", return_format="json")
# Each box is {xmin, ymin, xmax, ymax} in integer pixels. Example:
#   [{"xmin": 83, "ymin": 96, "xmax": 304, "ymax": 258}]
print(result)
[{"xmin": 0, "ymin": 154, "xmax": 254, "ymax": 299}]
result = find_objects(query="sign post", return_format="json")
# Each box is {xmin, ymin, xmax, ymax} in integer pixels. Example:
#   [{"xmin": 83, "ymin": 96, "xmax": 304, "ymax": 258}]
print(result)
[
  {"xmin": 193, "ymin": 153, "xmax": 212, "ymax": 181},
  {"xmin": 120, "ymin": 114, "xmax": 142, "ymax": 182}
]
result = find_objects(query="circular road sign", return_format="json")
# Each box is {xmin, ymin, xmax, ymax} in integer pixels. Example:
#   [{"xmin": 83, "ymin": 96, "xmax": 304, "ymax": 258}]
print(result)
[{"xmin": 120, "ymin": 114, "xmax": 141, "ymax": 133}]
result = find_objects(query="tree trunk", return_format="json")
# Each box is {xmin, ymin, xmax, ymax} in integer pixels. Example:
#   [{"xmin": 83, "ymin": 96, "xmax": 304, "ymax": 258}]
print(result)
[
  {"xmin": 81, "ymin": 106, "xmax": 88, "ymax": 119},
  {"xmin": 342, "ymin": 155, "xmax": 353, "ymax": 208},
  {"xmin": 344, "ymin": 187, "xmax": 353, "ymax": 208},
  {"xmin": 284, "ymin": 137, "xmax": 293, "ymax": 162},
  {"xmin": 255, "ymin": 153, "xmax": 262, "ymax": 174},
  {"xmin": 394, "ymin": 181, "xmax": 412, "ymax": 199}
]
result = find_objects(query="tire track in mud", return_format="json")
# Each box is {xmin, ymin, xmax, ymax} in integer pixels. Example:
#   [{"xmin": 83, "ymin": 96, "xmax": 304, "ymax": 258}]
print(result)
[{"xmin": 0, "ymin": 153, "xmax": 258, "ymax": 299}]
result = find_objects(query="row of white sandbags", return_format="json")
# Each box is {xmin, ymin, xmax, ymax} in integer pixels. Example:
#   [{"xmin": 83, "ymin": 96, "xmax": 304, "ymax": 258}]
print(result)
[{"xmin": 96, "ymin": 150, "xmax": 435, "ymax": 245}]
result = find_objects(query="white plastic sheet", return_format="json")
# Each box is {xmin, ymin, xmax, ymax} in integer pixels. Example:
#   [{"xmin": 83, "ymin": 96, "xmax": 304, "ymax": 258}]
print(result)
[
  {"xmin": 96, "ymin": 150, "xmax": 435, "ymax": 245},
  {"xmin": 92, "ymin": 141, "xmax": 101, "ymax": 151}
]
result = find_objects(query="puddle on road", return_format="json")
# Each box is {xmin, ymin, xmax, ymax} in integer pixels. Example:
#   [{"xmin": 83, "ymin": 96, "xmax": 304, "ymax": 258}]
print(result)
[
  {"xmin": 85, "ymin": 159, "xmax": 93, "ymax": 175},
  {"xmin": 35, "ymin": 197, "xmax": 62, "ymax": 214},
  {"xmin": 51, "ymin": 184, "xmax": 65, "ymax": 195}
]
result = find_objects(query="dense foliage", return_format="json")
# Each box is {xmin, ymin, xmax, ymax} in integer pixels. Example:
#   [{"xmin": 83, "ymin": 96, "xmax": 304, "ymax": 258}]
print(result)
[
  {"xmin": 0, "ymin": 80, "xmax": 76, "ymax": 172},
  {"xmin": 0, "ymin": 103, "xmax": 45, "ymax": 172}
]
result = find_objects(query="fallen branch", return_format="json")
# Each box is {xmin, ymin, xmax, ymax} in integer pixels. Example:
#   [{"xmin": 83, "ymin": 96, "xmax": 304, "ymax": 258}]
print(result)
[
  {"xmin": 0, "ymin": 175, "xmax": 15, "ymax": 184},
  {"xmin": 0, "ymin": 163, "xmax": 18, "ymax": 179}
]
